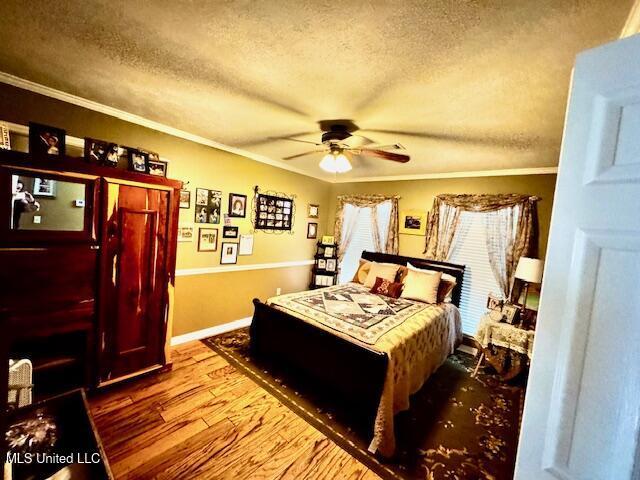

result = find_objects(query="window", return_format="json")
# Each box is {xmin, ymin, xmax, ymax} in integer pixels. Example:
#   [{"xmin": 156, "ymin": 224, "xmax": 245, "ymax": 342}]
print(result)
[
  {"xmin": 448, "ymin": 211, "xmax": 503, "ymax": 335},
  {"xmin": 338, "ymin": 201, "xmax": 392, "ymax": 283}
]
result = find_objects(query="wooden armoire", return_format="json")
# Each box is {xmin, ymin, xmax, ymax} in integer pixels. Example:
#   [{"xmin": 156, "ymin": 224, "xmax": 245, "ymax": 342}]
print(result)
[{"xmin": 0, "ymin": 149, "xmax": 181, "ymax": 399}]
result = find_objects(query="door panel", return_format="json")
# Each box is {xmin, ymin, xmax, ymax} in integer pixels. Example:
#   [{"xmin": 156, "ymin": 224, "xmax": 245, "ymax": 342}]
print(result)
[
  {"xmin": 516, "ymin": 35, "xmax": 640, "ymax": 479},
  {"xmin": 100, "ymin": 181, "xmax": 169, "ymax": 382}
]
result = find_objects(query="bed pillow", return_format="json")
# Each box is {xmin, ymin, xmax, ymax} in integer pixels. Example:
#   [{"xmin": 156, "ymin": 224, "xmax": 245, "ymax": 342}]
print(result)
[
  {"xmin": 364, "ymin": 262, "xmax": 401, "ymax": 288},
  {"xmin": 438, "ymin": 278, "xmax": 457, "ymax": 303},
  {"xmin": 351, "ymin": 259, "xmax": 372, "ymax": 284},
  {"xmin": 407, "ymin": 262, "xmax": 457, "ymax": 303},
  {"xmin": 370, "ymin": 276, "xmax": 403, "ymax": 299},
  {"xmin": 401, "ymin": 269, "xmax": 442, "ymax": 304}
]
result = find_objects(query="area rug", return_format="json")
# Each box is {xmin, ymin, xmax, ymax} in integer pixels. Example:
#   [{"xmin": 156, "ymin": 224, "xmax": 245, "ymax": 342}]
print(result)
[{"xmin": 203, "ymin": 328, "xmax": 524, "ymax": 480}]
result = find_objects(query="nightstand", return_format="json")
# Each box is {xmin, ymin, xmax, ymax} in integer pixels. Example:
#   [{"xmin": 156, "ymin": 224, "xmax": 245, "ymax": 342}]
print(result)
[{"xmin": 472, "ymin": 311, "xmax": 536, "ymax": 380}]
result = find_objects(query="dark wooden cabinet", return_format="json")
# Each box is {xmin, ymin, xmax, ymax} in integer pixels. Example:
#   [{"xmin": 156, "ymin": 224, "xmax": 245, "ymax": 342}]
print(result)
[{"xmin": 0, "ymin": 150, "xmax": 181, "ymax": 397}]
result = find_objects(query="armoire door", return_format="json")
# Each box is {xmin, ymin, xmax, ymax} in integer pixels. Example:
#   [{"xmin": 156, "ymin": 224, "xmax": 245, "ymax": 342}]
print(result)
[{"xmin": 99, "ymin": 180, "xmax": 171, "ymax": 383}]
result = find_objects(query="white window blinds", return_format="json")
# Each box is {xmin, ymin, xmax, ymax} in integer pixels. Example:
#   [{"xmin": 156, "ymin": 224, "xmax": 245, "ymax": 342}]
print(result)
[
  {"xmin": 338, "ymin": 201, "xmax": 392, "ymax": 283},
  {"xmin": 448, "ymin": 211, "xmax": 503, "ymax": 335}
]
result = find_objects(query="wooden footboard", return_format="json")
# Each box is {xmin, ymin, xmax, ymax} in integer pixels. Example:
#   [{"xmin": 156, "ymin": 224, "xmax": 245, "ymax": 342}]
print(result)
[{"xmin": 250, "ymin": 298, "xmax": 388, "ymax": 420}]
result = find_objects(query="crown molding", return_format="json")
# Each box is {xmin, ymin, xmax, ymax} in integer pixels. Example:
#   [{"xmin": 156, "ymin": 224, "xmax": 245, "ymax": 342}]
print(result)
[
  {"xmin": 332, "ymin": 167, "xmax": 558, "ymax": 183},
  {"xmin": 1, "ymin": 72, "xmax": 559, "ymax": 184},
  {"xmin": 621, "ymin": 0, "xmax": 640, "ymax": 38},
  {"xmin": 0, "ymin": 71, "xmax": 328, "ymax": 182}
]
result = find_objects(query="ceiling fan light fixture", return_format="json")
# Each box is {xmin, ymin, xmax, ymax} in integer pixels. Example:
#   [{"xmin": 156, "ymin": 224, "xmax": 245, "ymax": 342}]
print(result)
[
  {"xmin": 319, "ymin": 153, "xmax": 337, "ymax": 172},
  {"xmin": 334, "ymin": 153, "xmax": 352, "ymax": 173},
  {"xmin": 319, "ymin": 153, "xmax": 352, "ymax": 173},
  {"xmin": 319, "ymin": 152, "xmax": 352, "ymax": 173}
]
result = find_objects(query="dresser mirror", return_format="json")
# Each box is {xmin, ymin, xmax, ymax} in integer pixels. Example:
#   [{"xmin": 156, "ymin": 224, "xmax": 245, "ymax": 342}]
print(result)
[{"xmin": 11, "ymin": 174, "xmax": 86, "ymax": 231}]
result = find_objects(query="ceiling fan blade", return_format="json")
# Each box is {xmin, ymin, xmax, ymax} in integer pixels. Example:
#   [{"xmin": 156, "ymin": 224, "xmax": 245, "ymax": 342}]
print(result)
[
  {"xmin": 358, "ymin": 143, "xmax": 405, "ymax": 151},
  {"xmin": 275, "ymin": 137, "xmax": 323, "ymax": 146},
  {"xmin": 360, "ymin": 149, "xmax": 410, "ymax": 163},
  {"xmin": 282, "ymin": 149, "xmax": 326, "ymax": 160},
  {"xmin": 234, "ymin": 131, "xmax": 317, "ymax": 148}
]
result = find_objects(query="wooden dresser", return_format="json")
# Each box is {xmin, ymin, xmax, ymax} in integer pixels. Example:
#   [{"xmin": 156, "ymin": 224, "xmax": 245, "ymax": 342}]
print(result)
[{"xmin": 0, "ymin": 150, "xmax": 181, "ymax": 399}]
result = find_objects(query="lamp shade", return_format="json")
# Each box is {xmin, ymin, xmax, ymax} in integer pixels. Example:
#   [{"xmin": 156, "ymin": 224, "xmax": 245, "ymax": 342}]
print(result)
[{"xmin": 515, "ymin": 257, "xmax": 543, "ymax": 283}]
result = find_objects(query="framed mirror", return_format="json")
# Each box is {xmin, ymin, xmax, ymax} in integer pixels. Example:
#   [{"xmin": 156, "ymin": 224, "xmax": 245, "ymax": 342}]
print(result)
[{"xmin": 0, "ymin": 167, "xmax": 98, "ymax": 243}]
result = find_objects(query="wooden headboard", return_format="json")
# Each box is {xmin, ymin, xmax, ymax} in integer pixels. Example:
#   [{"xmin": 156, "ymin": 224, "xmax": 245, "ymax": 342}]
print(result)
[{"xmin": 360, "ymin": 251, "xmax": 466, "ymax": 307}]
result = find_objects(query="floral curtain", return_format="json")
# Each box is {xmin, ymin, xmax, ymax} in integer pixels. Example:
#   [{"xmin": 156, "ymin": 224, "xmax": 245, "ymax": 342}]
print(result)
[
  {"xmin": 334, "ymin": 195, "xmax": 400, "ymax": 261},
  {"xmin": 424, "ymin": 193, "xmax": 539, "ymax": 298},
  {"xmin": 485, "ymin": 206, "xmax": 518, "ymax": 299}
]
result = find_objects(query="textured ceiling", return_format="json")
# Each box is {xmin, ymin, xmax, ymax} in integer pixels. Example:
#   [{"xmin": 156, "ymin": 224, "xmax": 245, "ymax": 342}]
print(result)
[{"xmin": 0, "ymin": 1, "xmax": 633, "ymax": 180}]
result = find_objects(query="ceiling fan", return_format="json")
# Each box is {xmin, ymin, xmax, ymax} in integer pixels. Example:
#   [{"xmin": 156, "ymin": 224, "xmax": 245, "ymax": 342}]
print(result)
[{"xmin": 279, "ymin": 120, "xmax": 410, "ymax": 173}]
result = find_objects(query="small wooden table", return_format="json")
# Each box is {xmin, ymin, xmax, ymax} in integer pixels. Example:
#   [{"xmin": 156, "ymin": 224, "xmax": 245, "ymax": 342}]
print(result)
[{"xmin": 473, "ymin": 311, "xmax": 536, "ymax": 380}]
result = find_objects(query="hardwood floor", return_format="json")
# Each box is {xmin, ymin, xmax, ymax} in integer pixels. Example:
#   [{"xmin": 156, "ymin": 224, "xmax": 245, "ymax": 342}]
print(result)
[{"xmin": 90, "ymin": 340, "xmax": 382, "ymax": 480}]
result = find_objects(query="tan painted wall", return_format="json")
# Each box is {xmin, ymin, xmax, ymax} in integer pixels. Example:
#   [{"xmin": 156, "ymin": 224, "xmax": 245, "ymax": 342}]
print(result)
[
  {"xmin": 328, "ymin": 174, "xmax": 557, "ymax": 259},
  {"xmin": 174, "ymin": 265, "xmax": 311, "ymax": 335},
  {"xmin": 0, "ymin": 83, "xmax": 331, "ymax": 335}
]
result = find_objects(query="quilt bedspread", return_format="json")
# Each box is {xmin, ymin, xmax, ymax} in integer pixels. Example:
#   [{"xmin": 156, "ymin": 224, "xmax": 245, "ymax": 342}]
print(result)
[{"xmin": 266, "ymin": 283, "xmax": 462, "ymax": 457}]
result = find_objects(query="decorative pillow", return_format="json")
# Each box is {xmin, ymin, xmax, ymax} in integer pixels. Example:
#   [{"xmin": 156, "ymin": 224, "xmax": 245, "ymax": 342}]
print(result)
[
  {"xmin": 401, "ymin": 269, "xmax": 442, "ymax": 304},
  {"xmin": 370, "ymin": 276, "xmax": 403, "ymax": 299},
  {"xmin": 351, "ymin": 259, "xmax": 372, "ymax": 284},
  {"xmin": 438, "ymin": 278, "xmax": 457, "ymax": 303},
  {"xmin": 364, "ymin": 262, "xmax": 401, "ymax": 288},
  {"xmin": 407, "ymin": 263, "xmax": 457, "ymax": 303},
  {"xmin": 396, "ymin": 266, "xmax": 409, "ymax": 283}
]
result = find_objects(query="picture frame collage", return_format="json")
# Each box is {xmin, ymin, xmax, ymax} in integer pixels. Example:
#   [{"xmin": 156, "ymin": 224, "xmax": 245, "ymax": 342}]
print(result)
[
  {"xmin": 255, "ymin": 193, "xmax": 293, "ymax": 231},
  {"xmin": 180, "ymin": 189, "xmax": 252, "ymax": 264}
]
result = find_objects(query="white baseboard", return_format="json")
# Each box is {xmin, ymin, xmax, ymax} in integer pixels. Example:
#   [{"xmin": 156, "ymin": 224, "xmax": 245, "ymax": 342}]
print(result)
[{"xmin": 171, "ymin": 317, "xmax": 252, "ymax": 346}]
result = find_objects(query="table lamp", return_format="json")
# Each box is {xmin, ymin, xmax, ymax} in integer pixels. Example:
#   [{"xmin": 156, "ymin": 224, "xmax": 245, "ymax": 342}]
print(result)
[{"xmin": 514, "ymin": 257, "xmax": 543, "ymax": 310}]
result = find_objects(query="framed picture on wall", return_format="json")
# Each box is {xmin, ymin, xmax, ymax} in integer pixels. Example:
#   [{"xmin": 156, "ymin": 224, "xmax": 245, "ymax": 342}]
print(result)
[
  {"xmin": 198, "ymin": 228, "xmax": 218, "ymax": 252},
  {"xmin": 194, "ymin": 188, "xmax": 222, "ymax": 224},
  {"xmin": 228, "ymin": 193, "xmax": 247, "ymax": 218},
  {"xmin": 196, "ymin": 188, "xmax": 208, "ymax": 206},
  {"xmin": 399, "ymin": 210, "xmax": 427, "ymax": 236},
  {"xmin": 223, "ymin": 226, "xmax": 239, "ymax": 239},
  {"xmin": 254, "ymin": 193, "xmax": 294, "ymax": 231},
  {"xmin": 179, "ymin": 190, "xmax": 191, "ymax": 209},
  {"xmin": 308, "ymin": 204, "xmax": 319, "ymax": 218},
  {"xmin": 307, "ymin": 222, "xmax": 318, "ymax": 239},
  {"xmin": 220, "ymin": 242, "xmax": 238, "ymax": 264},
  {"xmin": 177, "ymin": 224, "xmax": 194, "ymax": 242}
]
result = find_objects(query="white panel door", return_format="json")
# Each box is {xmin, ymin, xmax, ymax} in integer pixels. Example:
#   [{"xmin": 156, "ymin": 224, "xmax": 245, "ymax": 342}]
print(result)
[{"xmin": 515, "ymin": 34, "xmax": 640, "ymax": 480}]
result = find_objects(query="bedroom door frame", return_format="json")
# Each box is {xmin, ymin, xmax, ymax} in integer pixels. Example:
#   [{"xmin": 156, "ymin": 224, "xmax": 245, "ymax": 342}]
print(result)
[{"xmin": 515, "ymin": 33, "xmax": 640, "ymax": 479}]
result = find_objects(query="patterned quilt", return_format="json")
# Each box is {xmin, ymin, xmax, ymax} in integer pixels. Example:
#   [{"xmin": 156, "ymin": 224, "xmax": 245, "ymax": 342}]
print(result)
[
  {"xmin": 268, "ymin": 284, "xmax": 428, "ymax": 344},
  {"xmin": 266, "ymin": 282, "xmax": 462, "ymax": 457}
]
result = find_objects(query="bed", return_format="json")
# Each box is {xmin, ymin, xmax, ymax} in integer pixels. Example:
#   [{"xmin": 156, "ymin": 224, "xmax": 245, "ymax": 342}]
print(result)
[{"xmin": 250, "ymin": 251, "xmax": 465, "ymax": 457}]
